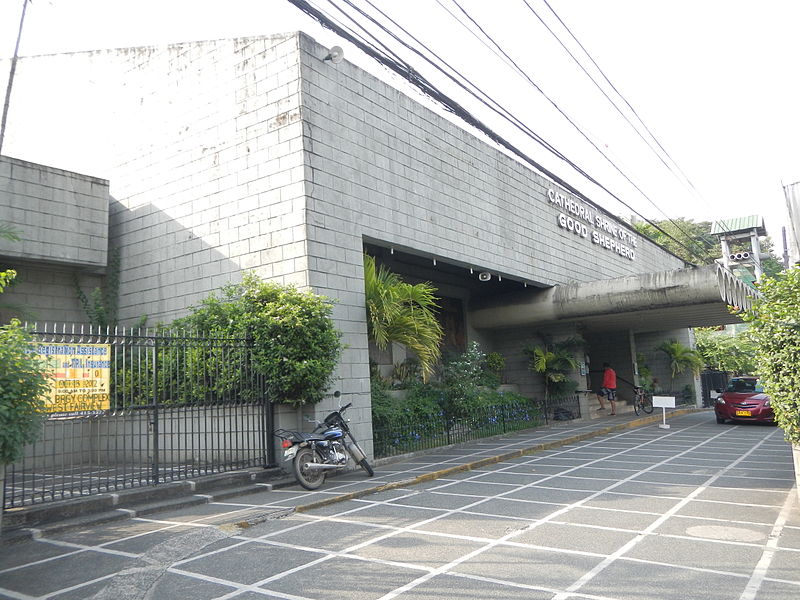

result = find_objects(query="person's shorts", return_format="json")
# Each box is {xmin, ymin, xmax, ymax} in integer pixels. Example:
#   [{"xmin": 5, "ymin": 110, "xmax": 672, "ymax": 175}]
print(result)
[{"xmin": 599, "ymin": 387, "xmax": 617, "ymax": 400}]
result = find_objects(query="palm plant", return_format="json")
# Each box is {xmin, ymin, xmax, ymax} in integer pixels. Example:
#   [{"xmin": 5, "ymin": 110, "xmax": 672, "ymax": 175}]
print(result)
[
  {"xmin": 363, "ymin": 254, "xmax": 443, "ymax": 380},
  {"xmin": 524, "ymin": 336, "xmax": 584, "ymax": 401},
  {"xmin": 657, "ymin": 340, "xmax": 704, "ymax": 379}
]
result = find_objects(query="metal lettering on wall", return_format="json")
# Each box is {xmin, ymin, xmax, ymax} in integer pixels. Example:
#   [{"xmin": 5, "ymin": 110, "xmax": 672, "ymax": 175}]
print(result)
[
  {"xmin": 548, "ymin": 188, "xmax": 637, "ymax": 260},
  {"xmin": 33, "ymin": 343, "xmax": 111, "ymax": 417}
]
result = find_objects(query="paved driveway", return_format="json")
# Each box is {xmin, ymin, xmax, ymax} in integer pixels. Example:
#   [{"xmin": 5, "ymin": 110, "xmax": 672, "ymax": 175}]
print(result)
[{"xmin": 1, "ymin": 412, "xmax": 798, "ymax": 599}]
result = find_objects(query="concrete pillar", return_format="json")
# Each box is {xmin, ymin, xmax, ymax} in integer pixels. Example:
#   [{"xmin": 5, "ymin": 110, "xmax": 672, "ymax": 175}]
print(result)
[{"xmin": 750, "ymin": 232, "xmax": 763, "ymax": 280}]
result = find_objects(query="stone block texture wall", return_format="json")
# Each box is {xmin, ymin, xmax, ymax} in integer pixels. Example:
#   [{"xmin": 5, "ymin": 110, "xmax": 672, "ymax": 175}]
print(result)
[
  {"xmin": 0, "ymin": 266, "xmax": 103, "ymax": 324},
  {"xmin": 0, "ymin": 157, "xmax": 108, "ymax": 270},
  {"xmin": 0, "ymin": 157, "xmax": 108, "ymax": 323}
]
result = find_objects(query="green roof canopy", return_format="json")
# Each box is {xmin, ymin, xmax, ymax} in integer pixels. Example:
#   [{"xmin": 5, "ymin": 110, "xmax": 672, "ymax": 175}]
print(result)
[{"xmin": 710, "ymin": 215, "xmax": 766, "ymax": 236}]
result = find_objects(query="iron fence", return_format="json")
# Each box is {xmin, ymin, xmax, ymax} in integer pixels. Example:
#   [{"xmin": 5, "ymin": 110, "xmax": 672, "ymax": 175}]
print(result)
[
  {"xmin": 3, "ymin": 324, "xmax": 275, "ymax": 508},
  {"xmin": 543, "ymin": 394, "xmax": 582, "ymax": 423},
  {"xmin": 373, "ymin": 401, "xmax": 543, "ymax": 459}
]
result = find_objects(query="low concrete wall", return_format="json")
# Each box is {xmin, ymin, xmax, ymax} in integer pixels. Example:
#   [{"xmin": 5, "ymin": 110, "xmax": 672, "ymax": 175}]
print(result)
[{"xmin": 12, "ymin": 403, "xmax": 268, "ymax": 470}]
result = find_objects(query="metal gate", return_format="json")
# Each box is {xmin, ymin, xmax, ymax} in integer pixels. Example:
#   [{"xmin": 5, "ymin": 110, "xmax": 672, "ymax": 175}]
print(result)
[{"xmin": 3, "ymin": 324, "xmax": 276, "ymax": 508}]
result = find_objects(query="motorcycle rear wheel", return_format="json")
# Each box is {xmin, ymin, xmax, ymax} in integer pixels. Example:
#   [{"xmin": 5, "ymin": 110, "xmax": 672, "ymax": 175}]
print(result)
[{"xmin": 293, "ymin": 447, "xmax": 326, "ymax": 490}]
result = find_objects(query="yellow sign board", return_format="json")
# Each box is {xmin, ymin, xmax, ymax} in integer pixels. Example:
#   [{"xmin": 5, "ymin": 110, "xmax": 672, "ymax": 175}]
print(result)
[{"xmin": 34, "ymin": 343, "xmax": 112, "ymax": 417}]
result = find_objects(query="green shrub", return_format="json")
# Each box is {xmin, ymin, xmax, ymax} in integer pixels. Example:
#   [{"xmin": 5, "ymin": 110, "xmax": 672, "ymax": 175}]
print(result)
[
  {"xmin": 370, "ymin": 343, "xmax": 541, "ymax": 457},
  {"xmin": 0, "ymin": 320, "xmax": 51, "ymax": 464},
  {"xmin": 483, "ymin": 352, "xmax": 506, "ymax": 387},
  {"xmin": 742, "ymin": 267, "xmax": 800, "ymax": 444},
  {"xmin": 173, "ymin": 273, "xmax": 342, "ymax": 406}
]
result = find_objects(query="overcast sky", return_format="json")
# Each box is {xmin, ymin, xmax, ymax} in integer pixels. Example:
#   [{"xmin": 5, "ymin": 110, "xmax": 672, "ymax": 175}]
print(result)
[{"xmin": 2, "ymin": 0, "xmax": 798, "ymax": 248}]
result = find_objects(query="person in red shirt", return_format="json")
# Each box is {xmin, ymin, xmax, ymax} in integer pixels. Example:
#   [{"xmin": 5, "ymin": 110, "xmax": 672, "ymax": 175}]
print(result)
[{"xmin": 597, "ymin": 362, "xmax": 617, "ymax": 415}]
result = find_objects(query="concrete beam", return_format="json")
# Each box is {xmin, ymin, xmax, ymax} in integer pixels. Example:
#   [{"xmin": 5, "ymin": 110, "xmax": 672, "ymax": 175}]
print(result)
[{"xmin": 470, "ymin": 264, "xmax": 758, "ymax": 332}]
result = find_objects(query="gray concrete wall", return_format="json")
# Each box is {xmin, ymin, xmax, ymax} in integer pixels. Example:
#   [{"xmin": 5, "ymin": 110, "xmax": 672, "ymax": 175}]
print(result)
[
  {"xmin": 11, "ymin": 404, "xmax": 266, "ymax": 469},
  {"xmin": 0, "ymin": 157, "xmax": 109, "ymax": 323},
  {"xmin": 0, "ymin": 156, "xmax": 109, "ymax": 270},
  {"xmin": 294, "ymin": 32, "xmax": 686, "ymax": 440},
  {"xmin": 0, "ymin": 264, "xmax": 102, "ymax": 324}
]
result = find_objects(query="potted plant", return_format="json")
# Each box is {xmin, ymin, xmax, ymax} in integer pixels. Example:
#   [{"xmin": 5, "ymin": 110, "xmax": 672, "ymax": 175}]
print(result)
[{"xmin": 741, "ymin": 266, "xmax": 800, "ymax": 499}]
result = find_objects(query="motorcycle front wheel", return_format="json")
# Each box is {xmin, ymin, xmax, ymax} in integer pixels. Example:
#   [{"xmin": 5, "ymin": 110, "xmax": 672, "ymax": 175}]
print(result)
[
  {"xmin": 359, "ymin": 458, "xmax": 374, "ymax": 477},
  {"xmin": 293, "ymin": 447, "xmax": 326, "ymax": 490}
]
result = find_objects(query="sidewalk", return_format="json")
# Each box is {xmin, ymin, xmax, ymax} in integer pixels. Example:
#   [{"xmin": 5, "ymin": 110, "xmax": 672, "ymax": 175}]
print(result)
[{"xmin": 1, "ymin": 406, "xmax": 701, "ymax": 544}]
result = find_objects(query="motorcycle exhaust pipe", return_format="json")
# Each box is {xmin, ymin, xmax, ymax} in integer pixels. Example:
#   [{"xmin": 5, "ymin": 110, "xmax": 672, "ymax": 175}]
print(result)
[{"xmin": 302, "ymin": 462, "xmax": 342, "ymax": 471}]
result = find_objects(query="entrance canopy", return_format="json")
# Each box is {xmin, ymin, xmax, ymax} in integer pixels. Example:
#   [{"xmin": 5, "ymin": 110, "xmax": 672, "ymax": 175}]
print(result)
[{"xmin": 470, "ymin": 264, "xmax": 758, "ymax": 333}]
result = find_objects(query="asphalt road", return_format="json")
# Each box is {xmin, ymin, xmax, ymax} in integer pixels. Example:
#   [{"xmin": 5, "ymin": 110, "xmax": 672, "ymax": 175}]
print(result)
[{"xmin": 0, "ymin": 411, "xmax": 798, "ymax": 600}]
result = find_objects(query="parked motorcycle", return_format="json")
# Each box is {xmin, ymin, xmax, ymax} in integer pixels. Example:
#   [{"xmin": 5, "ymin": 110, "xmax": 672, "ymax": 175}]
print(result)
[{"xmin": 275, "ymin": 392, "xmax": 374, "ymax": 490}]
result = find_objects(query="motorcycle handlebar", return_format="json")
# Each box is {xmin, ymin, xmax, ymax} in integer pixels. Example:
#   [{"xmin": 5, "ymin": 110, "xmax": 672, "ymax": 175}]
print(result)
[{"xmin": 341, "ymin": 402, "xmax": 352, "ymax": 411}]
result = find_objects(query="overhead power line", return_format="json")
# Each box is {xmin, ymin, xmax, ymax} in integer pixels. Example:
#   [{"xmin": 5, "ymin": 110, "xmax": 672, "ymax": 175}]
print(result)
[
  {"xmin": 288, "ymin": 0, "xmax": 708, "ymax": 263},
  {"xmin": 534, "ymin": 0, "xmax": 731, "ymax": 247},
  {"xmin": 444, "ymin": 0, "xmax": 713, "ymax": 260},
  {"xmin": 0, "ymin": 0, "xmax": 29, "ymax": 154}
]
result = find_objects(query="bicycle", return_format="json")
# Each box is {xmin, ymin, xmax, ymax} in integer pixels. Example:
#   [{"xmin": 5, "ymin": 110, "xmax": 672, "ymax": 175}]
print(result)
[{"xmin": 633, "ymin": 386, "xmax": 654, "ymax": 415}]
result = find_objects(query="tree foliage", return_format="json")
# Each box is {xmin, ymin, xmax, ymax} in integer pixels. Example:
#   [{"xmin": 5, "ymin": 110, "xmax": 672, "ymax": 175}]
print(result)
[
  {"xmin": 363, "ymin": 254, "xmax": 443, "ymax": 380},
  {"xmin": 173, "ymin": 273, "xmax": 342, "ymax": 407},
  {"xmin": 633, "ymin": 218, "xmax": 718, "ymax": 264},
  {"xmin": 693, "ymin": 327, "xmax": 757, "ymax": 375},
  {"xmin": 1, "ymin": 223, "xmax": 19, "ymax": 295},
  {"xmin": 0, "ymin": 224, "xmax": 50, "ymax": 463},
  {"xmin": 0, "ymin": 320, "xmax": 51, "ymax": 464},
  {"xmin": 741, "ymin": 267, "xmax": 800, "ymax": 444},
  {"xmin": 633, "ymin": 218, "xmax": 783, "ymax": 277}
]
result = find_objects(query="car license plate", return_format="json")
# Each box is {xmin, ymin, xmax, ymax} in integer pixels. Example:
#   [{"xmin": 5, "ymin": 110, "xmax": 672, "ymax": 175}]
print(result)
[{"xmin": 735, "ymin": 410, "xmax": 751, "ymax": 417}]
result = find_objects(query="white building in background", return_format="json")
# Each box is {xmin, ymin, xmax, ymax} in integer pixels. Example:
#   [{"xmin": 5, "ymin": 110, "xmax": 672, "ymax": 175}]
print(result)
[{"xmin": 0, "ymin": 32, "xmax": 756, "ymax": 454}]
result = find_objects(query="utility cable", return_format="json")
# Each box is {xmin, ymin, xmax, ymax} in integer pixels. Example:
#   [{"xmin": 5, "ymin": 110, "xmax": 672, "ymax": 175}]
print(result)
[
  {"xmin": 538, "ymin": 0, "xmax": 731, "ymax": 244},
  {"xmin": 0, "ymin": 0, "xmax": 29, "ymax": 154},
  {"xmin": 362, "ymin": 0, "xmax": 712, "ymax": 262},
  {"xmin": 300, "ymin": 0, "xmax": 706, "ymax": 263},
  {"xmin": 353, "ymin": 0, "xmax": 571, "ymax": 162},
  {"xmin": 446, "ymin": 0, "xmax": 711, "ymax": 261},
  {"xmin": 289, "ymin": 0, "xmax": 706, "ymax": 263}
]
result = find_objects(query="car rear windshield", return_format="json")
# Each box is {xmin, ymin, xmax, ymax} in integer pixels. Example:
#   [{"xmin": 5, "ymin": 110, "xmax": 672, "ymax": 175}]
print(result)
[{"xmin": 726, "ymin": 380, "xmax": 763, "ymax": 393}]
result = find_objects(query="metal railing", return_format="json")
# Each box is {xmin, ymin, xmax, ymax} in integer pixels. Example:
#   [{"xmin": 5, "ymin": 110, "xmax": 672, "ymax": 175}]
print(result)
[
  {"xmin": 3, "ymin": 324, "xmax": 275, "ymax": 508},
  {"xmin": 373, "ymin": 401, "xmax": 543, "ymax": 459},
  {"xmin": 543, "ymin": 394, "xmax": 582, "ymax": 423}
]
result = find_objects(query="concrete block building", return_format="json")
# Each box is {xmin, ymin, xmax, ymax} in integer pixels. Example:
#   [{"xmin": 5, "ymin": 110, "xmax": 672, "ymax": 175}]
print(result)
[
  {"xmin": 0, "ymin": 32, "xmax": 755, "ymax": 456},
  {"xmin": 0, "ymin": 156, "xmax": 109, "ymax": 322}
]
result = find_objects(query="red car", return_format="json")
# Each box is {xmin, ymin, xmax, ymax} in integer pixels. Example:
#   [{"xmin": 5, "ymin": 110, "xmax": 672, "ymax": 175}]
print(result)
[{"xmin": 714, "ymin": 377, "xmax": 774, "ymax": 424}]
